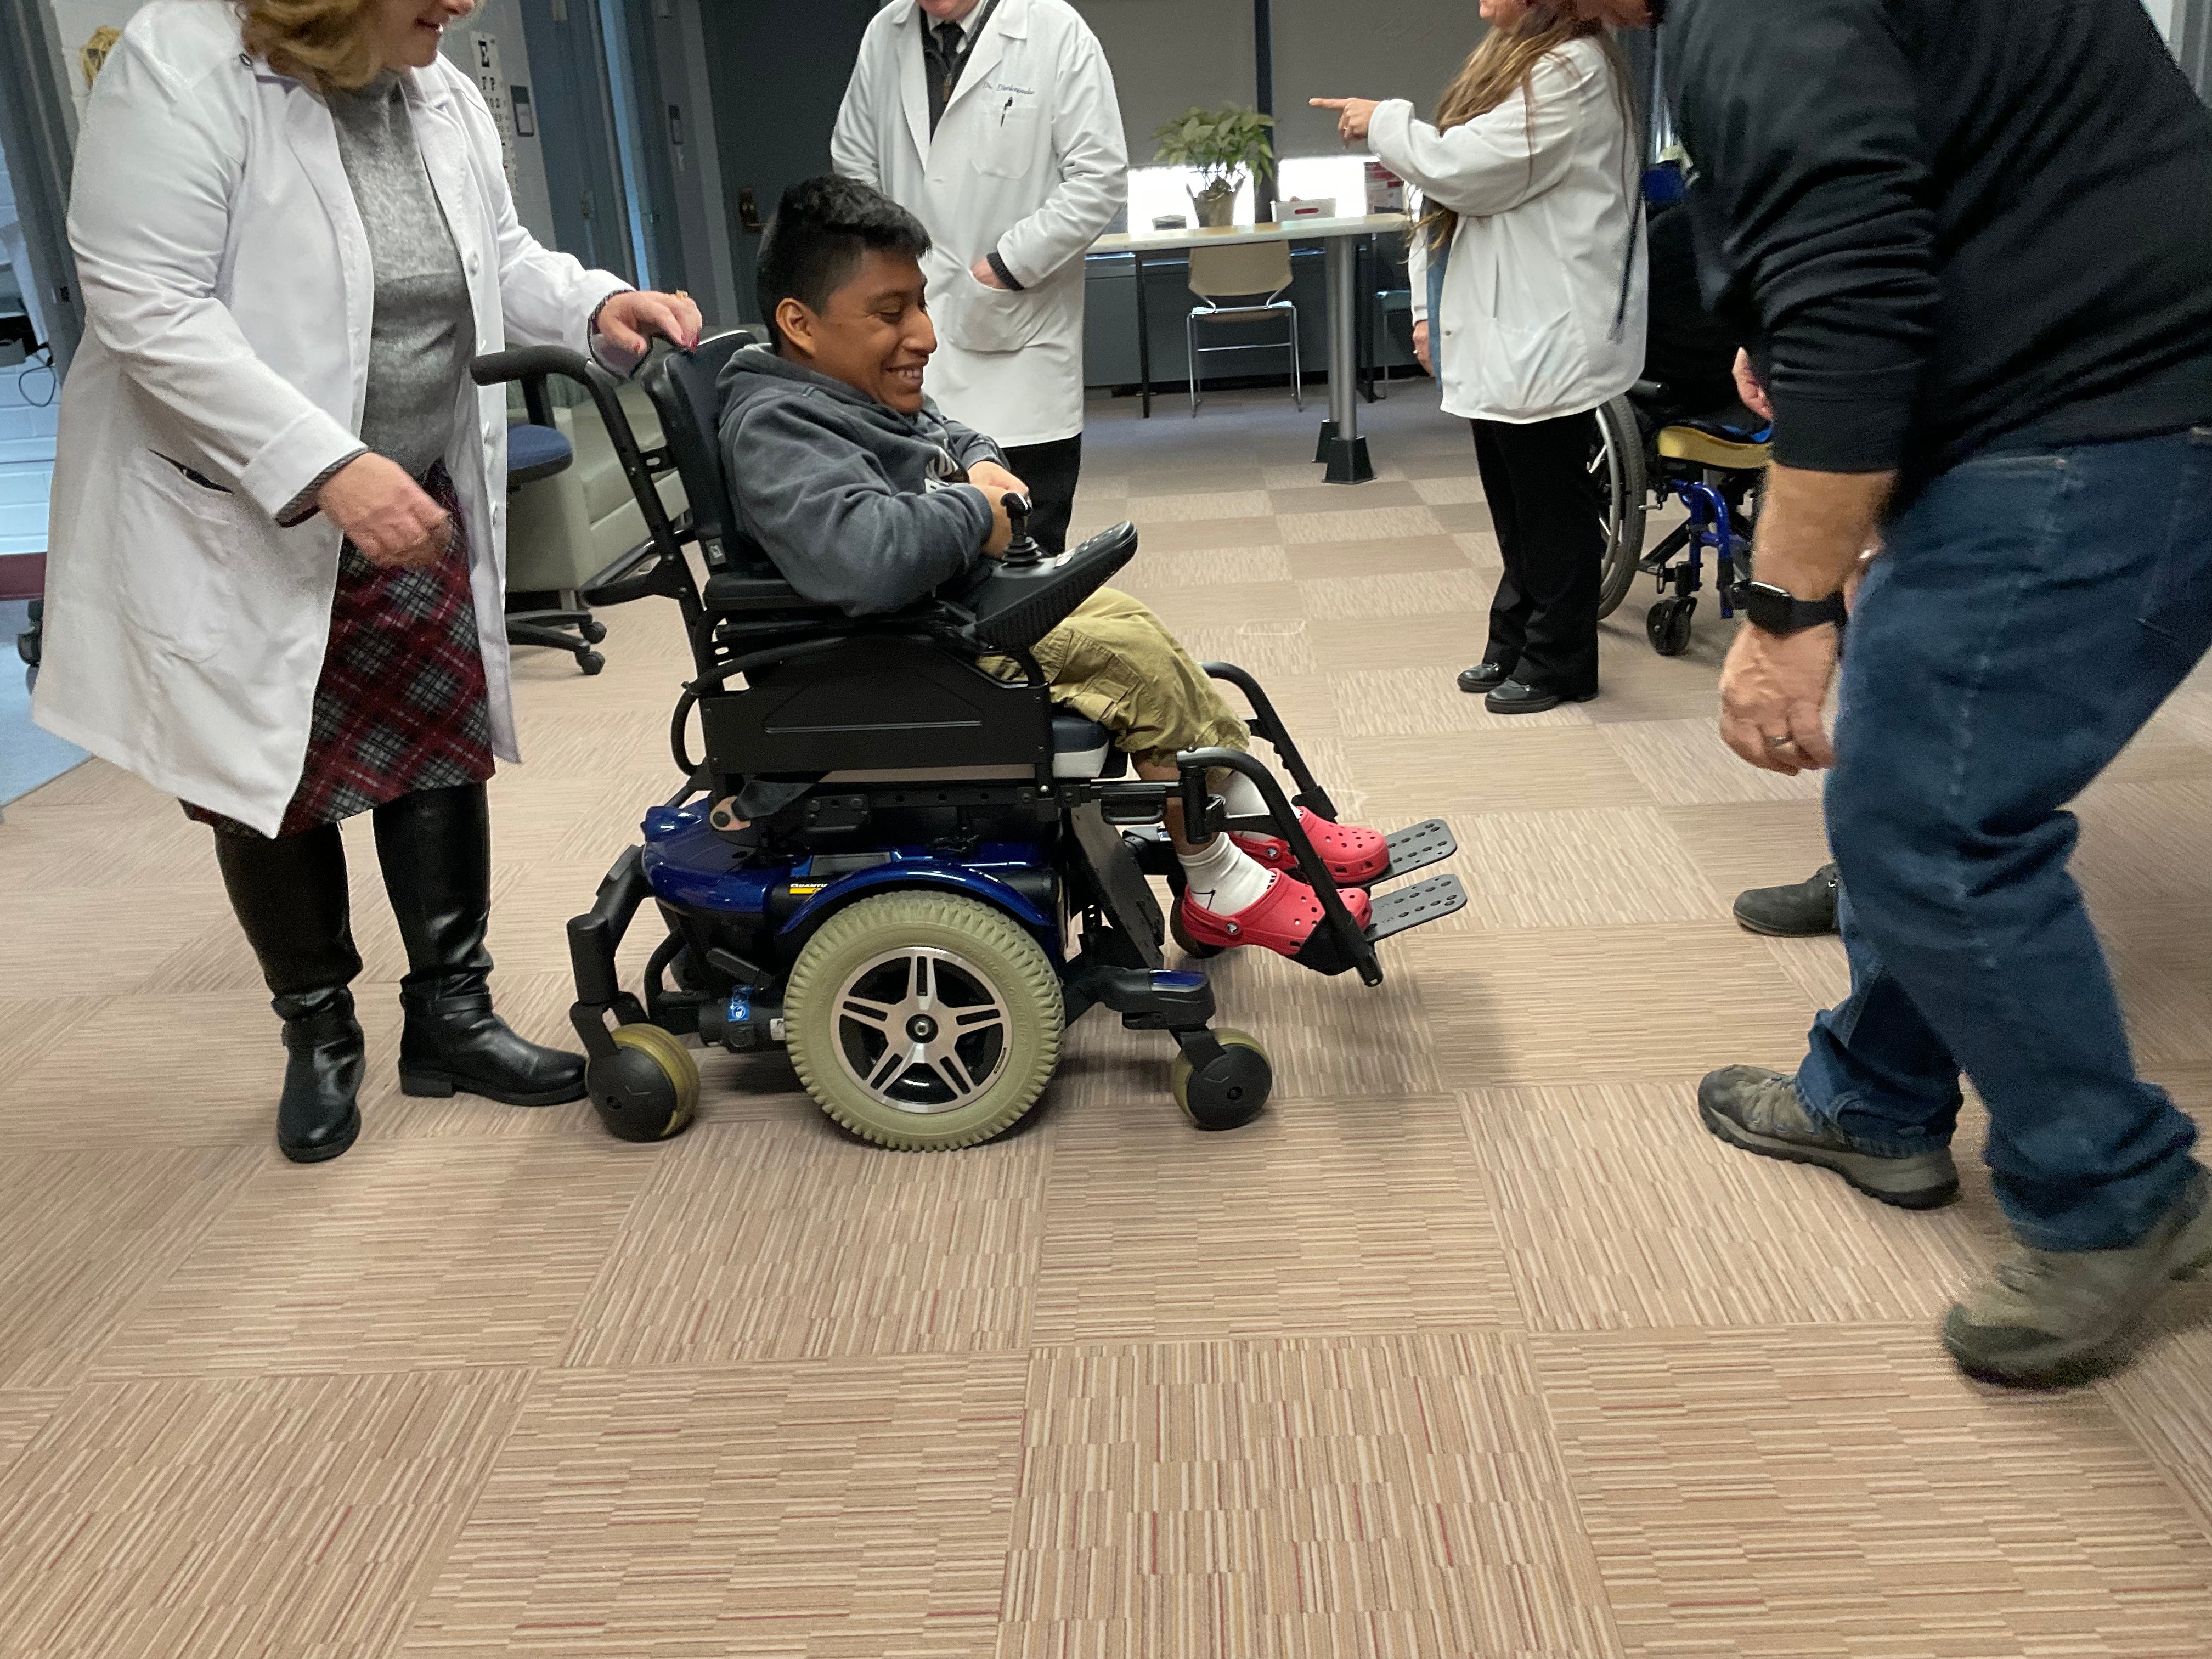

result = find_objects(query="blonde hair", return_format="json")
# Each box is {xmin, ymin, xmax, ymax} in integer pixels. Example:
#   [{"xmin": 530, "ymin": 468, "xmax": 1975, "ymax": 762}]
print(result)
[
  {"xmin": 1418, "ymin": 5, "xmax": 1632, "ymax": 252},
  {"xmin": 236, "ymin": 0, "xmax": 476, "ymax": 92}
]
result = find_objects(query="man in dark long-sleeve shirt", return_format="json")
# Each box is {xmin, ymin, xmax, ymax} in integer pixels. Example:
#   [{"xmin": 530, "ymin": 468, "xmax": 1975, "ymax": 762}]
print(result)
[{"xmin": 1579, "ymin": 0, "xmax": 2212, "ymax": 1387}]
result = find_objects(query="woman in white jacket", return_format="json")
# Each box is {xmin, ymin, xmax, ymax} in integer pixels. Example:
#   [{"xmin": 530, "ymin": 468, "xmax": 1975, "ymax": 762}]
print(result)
[
  {"xmin": 34, "ymin": 0, "xmax": 698, "ymax": 1163},
  {"xmin": 1317, "ymin": 1, "xmax": 1645, "ymax": 713}
]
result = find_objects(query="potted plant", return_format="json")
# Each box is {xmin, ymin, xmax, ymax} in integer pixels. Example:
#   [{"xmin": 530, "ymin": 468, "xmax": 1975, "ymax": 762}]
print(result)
[{"xmin": 1153, "ymin": 105, "xmax": 1276, "ymax": 229}]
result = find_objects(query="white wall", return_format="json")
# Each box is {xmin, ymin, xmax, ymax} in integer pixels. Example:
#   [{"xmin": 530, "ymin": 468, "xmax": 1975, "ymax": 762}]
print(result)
[
  {"xmin": 2146, "ymin": 0, "xmax": 2179, "ymax": 40},
  {"xmin": 438, "ymin": 0, "xmax": 560, "ymax": 244}
]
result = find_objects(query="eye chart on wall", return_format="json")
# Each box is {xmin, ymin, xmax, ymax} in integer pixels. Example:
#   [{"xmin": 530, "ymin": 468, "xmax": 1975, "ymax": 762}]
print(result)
[{"xmin": 471, "ymin": 33, "xmax": 520, "ymax": 192}]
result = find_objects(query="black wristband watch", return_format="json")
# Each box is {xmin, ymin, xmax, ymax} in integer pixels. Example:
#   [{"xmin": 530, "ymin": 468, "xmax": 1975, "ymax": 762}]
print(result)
[{"xmin": 1742, "ymin": 582, "xmax": 1848, "ymax": 636}]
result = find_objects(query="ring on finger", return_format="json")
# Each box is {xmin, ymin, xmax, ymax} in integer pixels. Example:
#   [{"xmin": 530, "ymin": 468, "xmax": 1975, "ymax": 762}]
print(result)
[{"xmin": 1763, "ymin": 734, "xmax": 1797, "ymax": 749}]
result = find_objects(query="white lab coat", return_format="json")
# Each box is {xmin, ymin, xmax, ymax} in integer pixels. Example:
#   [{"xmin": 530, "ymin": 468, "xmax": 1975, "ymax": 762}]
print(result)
[
  {"xmin": 32, "ymin": 0, "xmax": 629, "ymax": 836},
  {"xmin": 1377, "ymin": 37, "xmax": 1646, "ymax": 424},
  {"xmin": 831, "ymin": 0, "xmax": 1126, "ymax": 449}
]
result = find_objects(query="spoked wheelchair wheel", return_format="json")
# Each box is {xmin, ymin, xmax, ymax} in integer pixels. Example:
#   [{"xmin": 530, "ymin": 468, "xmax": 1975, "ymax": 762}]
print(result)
[
  {"xmin": 1592, "ymin": 393, "xmax": 1649, "ymax": 622},
  {"xmin": 785, "ymin": 891, "xmax": 1063, "ymax": 1150},
  {"xmin": 588, "ymin": 1022, "xmax": 701, "ymax": 1142},
  {"xmin": 1172, "ymin": 1027, "xmax": 1273, "ymax": 1131},
  {"xmin": 1647, "ymin": 595, "xmax": 1697, "ymax": 657}
]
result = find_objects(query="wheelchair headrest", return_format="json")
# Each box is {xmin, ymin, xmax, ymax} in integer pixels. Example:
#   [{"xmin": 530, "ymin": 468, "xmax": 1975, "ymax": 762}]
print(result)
[{"xmin": 644, "ymin": 331, "xmax": 753, "ymax": 569}]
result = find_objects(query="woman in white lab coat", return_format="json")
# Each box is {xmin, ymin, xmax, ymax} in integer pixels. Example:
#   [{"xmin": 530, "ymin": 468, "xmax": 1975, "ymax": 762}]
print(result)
[
  {"xmin": 1318, "ymin": 1, "xmax": 1645, "ymax": 713},
  {"xmin": 831, "ymin": 0, "xmax": 1127, "ymax": 554},
  {"xmin": 33, "ymin": 0, "xmax": 698, "ymax": 1163}
]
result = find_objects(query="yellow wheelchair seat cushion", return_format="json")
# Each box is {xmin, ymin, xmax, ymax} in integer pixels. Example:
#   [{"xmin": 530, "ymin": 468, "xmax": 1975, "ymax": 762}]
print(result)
[{"xmin": 1657, "ymin": 425, "xmax": 1774, "ymax": 471}]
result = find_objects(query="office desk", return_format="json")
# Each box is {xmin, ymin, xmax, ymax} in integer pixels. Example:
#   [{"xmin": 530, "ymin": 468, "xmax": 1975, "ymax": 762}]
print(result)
[{"xmin": 1094, "ymin": 213, "xmax": 1408, "ymax": 484}]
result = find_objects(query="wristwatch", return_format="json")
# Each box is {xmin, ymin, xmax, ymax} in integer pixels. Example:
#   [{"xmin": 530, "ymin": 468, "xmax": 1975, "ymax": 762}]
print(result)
[{"xmin": 1742, "ymin": 582, "xmax": 1847, "ymax": 636}]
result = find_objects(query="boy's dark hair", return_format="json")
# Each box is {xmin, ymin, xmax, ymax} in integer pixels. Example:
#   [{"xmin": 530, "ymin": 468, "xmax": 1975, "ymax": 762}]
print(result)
[{"xmin": 758, "ymin": 176, "xmax": 933, "ymax": 347}]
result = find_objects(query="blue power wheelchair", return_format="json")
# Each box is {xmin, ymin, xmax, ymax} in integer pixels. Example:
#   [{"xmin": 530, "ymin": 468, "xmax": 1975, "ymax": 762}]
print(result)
[{"xmin": 471, "ymin": 333, "xmax": 1467, "ymax": 1151}]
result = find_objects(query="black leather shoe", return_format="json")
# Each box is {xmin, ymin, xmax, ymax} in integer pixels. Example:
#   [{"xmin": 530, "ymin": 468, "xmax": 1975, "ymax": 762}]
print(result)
[
  {"xmin": 1733, "ymin": 862, "xmax": 1841, "ymax": 937},
  {"xmin": 1457, "ymin": 661, "xmax": 1510, "ymax": 694},
  {"xmin": 275, "ymin": 992, "xmax": 364, "ymax": 1163},
  {"xmin": 375, "ymin": 783, "xmax": 587, "ymax": 1107},
  {"xmin": 1486, "ymin": 678, "xmax": 1596, "ymax": 715},
  {"xmin": 213, "ymin": 822, "xmax": 367, "ymax": 1163}
]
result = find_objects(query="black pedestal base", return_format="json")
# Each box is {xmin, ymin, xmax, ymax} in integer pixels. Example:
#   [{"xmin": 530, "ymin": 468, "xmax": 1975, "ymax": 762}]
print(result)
[{"xmin": 1323, "ymin": 433, "xmax": 1374, "ymax": 485}]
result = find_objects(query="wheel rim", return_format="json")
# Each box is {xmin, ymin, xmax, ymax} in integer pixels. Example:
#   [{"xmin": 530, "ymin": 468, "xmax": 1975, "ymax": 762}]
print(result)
[
  {"xmin": 1589, "ymin": 425, "xmax": 1628, "ymax": 554},
  {"xmin": 830, "ymin": 946, "xmax": 1012, "ymax": 1115}
]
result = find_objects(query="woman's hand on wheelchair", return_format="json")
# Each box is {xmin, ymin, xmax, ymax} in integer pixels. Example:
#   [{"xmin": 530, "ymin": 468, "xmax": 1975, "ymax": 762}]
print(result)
[
  {"xmin": 1413, "ymin": 320, "xmax": 1432, "ymax": 375},
  {"xmin": 1734, "ymin": 349, "xmax": 1774, "ymax": 423},
  {"xmin": 317, "ymin": 452, "xmax": 452, "ymax": 569},
  {"xmin": 596, "ymin": 289, "xmax": 703, "ymax": 358}
]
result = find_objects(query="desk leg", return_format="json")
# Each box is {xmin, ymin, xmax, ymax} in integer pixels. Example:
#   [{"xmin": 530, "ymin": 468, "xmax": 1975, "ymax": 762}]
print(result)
[
  {"xmin": 1319, "ymin": 234, "xmax": 1374, "ymax": 483},
  {"xmin": 1133, "ymin": 247, "xmax": 1153, "ymax": 419}
]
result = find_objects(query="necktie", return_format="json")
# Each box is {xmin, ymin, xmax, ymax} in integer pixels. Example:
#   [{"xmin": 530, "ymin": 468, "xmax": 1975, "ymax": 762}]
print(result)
[{"xmin": 928, "ymin": 20, "xmax": 966, "ymax": 133}]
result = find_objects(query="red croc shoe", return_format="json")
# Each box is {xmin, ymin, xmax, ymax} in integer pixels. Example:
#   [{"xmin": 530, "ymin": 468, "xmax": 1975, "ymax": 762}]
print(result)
[
  {"xmin": 1177, "ymin": 871, "xmax": 1374, "ymax": 975},
  {"xmin": 1233, "ymin": 809, "xmax": 1391, "ymax": 886}
]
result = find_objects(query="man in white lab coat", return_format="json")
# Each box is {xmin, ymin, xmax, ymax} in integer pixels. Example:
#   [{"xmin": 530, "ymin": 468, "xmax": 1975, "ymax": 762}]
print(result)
[{"xmin": 832, "ymin": 0, "xmax": 1127, "ymax": 554}]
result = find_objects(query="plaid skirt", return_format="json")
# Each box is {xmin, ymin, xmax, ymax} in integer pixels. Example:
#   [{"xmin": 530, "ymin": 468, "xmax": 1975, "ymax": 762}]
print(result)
[{"xmin": 185, "ymin": 464, "xmax": 495, "ymax": 838}]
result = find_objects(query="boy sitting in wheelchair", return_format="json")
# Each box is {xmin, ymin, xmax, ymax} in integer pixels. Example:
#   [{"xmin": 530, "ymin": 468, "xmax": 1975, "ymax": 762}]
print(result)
[{"xmin": 714, "ymin": 176, "xmax": 1391, "ymax": 968}]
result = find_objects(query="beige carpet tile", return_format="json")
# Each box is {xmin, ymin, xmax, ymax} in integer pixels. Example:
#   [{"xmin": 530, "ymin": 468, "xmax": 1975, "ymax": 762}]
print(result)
[
  {"xmin": 3, "ymin": 885, "xmax": 220, "ymax": 999},
  {"xmin": 1302, "ymin": 610, "xmax": 1487, "ymax": 675},
  {"xmin": 1279, "ymin": 533, "xmax": 1473, "ymax": 584},
  {"xmin": 1333, "ymin": 666, "xmax": 1594, "ymax": 736},
  {"xmin": 89, "ymin": 1139, "xmax": 659, "ymax": 1378},
  {"xmin": 2072, "ymin": 780, "xmax": 2212, "ymax": 910},
  {"xmin": 1258, "ymin": 461, "xmax": 1409, "ymax": 491},
  {"xmin": 1412, "ymin": 922, "xmax": 1821, "ymax": 1090},
  {"xmin": 563, "ymin": 1118, "xmax": 1051, "ymax": 1367},
  {"xmin": 0, "ymin": 994, "xmax": 102, "ymax": 1077},
  {"xmin": 997, "ymin": 1334, "xmax": 1622, "ymax": 1659},
  {"xmin": 1276, "ymin": 505, "xmax": 1448, "ymax": 546},
  {"xmin": 1126, "ymin": 466, "xmax": 1269, "ymax": 498},
  {"xmin": 1582, "ymin": 640, "xmax": 1736, "ymax": 726},
  {"xmin": 0, "ymin": 794, "xmax": 218, "ymax": 889},
  {"xmin": 1173, "ymin": 618, "xmax": 1319, "ymax": 679},
  {"xmin": 1395, "ymin": 451, "xmax": 1490, "ymax": 481},
  {"xmin": 0, "ymin": 1389, "xmax": 67, "ymax": 1477},
  {"xmin": 1129, "ymin": 518, "xmax": 1284, "ymax": 557},
  {"xmin": 1126, "ymin": 489, "xmax": 1278, "ymax": 524},
  {"xmin": 0, "ymin": 1147, "xmax": 256, "ymax": 1390},
  {"xmin": 1219, "ymin": 670, "xmax": 1343, "ymax": 744},
  {"xmin": 1346, "ymin": 727, "xmax": 1658, "ymax": 822},
  {"xmin": 0, "ymin": 1367, "xmax": 532, "ymax": 1659},
  {"xmin": 2102, "ymin": 899, "xmax": 2212, "ymax": 1070},
  {"xmin": 1453, "ymin": 529, "xmax": 1506, "ymax": 568},
  {"xmin": 1659, "ymin": 800, "xmax": 1833, "ymax": 917},
  {"xmin": 1297, "ymin": 567, "xmax": 1498, "ymax": 623},
  {"xmin": 2101, "ymin": 1325, "xmax": 2212, "ymax": 1545},
  {"xmin": 1121, "ymin": 543, "xmax": 1294, "ymax": 589},
  {"xmin": 1028, "ymin": 1094, "xmax": 1514, "ymax": 1347},
  {"xmin": 1427, "ymin": 808, "xmax": 1728, "ymax": 932},
  {"xmin": 1534, "ymin": 1325, "xmax": 2212, "ymax": 1658},
  {"xmin": 1137, "ymin": 581, "xmax": 1308, "ymax": 636},
  {"xmin": 9, "ymin": 753, "xmax": 159, "ymax": 809},
  {"xmin": 396, "ymin": 1353, "xmax": 1029, "ymax": 1658},
  {"xmin": 2089, "ymin": 727, "xmax": 2212, "ymax": 789},
  {"xmin": 1410, "ymin": 473, "xmax": 1491, "ymax": 507},
  {"xmin": 1269, "ymin": 480, "xmax": 1425, "ymax": 516},
  {"xmin": 1076, "ymin": 471, "xmax": 1133, "ymax": 500},
  {"xmin": 0, "ymin": 989, "xmax": 347, "ymax": 1152},
  {"xmin": 1761, "ymin": 933, "xmax": 1853, "ymax": 1013},
  {"xmin": 1426, "ymin": 503, "xmax": 1497, "ymax": 537},
  {"xmin": 1463, "ymin": 1081, "xmax": 1991, "ymax": 1332},
  {"xmin": 1600, "ymin": 718, "xmax": 1829, "ymax": 807}
]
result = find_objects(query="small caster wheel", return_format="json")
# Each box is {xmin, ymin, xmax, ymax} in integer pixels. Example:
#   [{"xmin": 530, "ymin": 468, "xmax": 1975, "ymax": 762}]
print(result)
[
  {"xmin": 588, "ymin": 1023, "xmax": 699, "ymax": 1141},
  {"xmin": 1172, "ymin": 1027, "xmax": 1272, "ymax": 1131},
  {"xmin": 1647, "ymin": 595, "xmax": 1696, "ymax": 657},
  {"xmin": 578, "ymin": 650, "xmax": 607, "ymax": 675},
  {"xmin": 580, "ymin": 617, "xmax": 608, "ymax": 644}
]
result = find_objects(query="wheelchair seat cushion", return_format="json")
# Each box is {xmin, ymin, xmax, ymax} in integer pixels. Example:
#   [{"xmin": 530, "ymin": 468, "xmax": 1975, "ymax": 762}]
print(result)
[
  {"xmin": 506, "ymin": 422, "xmax": 573, "ymax": 487},
  {"xmin": 702, "ymin": 570, "xmax": 843, "ymax": 616},
  {"xmin": 1052, "ymin": 711, "xmax": 1124, "ymax": 779}
]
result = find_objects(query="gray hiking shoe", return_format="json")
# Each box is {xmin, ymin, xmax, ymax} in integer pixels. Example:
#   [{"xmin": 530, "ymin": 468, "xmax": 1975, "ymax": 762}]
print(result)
[
  {"xmin": 1943, "ymin": 1163, "xmax": 2212, "ymax": 1389},
  {"xmin": 1733, "ymin": 863, "xmax": 1841, "ymax": 937},
  {"xmin": 1699, "ymin": 1065, "xmax": 1960, "ymax": 1210}
]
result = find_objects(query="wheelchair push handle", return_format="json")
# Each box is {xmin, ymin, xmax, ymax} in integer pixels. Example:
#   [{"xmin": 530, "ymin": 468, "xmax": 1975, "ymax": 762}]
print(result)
[{"xmin": 470, "ymin": 345, "xmax": 593, "ymax": 387}]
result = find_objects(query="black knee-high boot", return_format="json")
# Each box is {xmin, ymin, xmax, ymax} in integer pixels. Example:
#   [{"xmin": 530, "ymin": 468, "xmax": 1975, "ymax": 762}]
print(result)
[
  {"xmin": 213, "ymin": 823, "xmax": 365, "ymax": 1163},
  {"xmin": 372, "ymin": 782, "xmax": 586, "ymax": 1105}
]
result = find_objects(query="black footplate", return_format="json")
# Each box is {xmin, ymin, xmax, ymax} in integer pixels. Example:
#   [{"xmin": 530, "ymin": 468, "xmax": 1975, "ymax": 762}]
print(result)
[
  {"xmin": 1364, "ymin": 873, "xmax": 1468, "ymax": 944},
  {"xmin": 1376, "ymin": 819, "xmax": 1457, "ymax": 885}
]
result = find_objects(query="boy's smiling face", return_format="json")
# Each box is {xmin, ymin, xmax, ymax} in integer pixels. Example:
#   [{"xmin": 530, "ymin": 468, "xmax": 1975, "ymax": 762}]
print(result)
[{"xmin": 775, "ymin": 249, "xmax": 938, "ymax": 415}]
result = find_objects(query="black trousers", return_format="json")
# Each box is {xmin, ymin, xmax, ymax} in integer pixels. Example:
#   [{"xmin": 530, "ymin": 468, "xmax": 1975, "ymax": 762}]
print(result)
[
  {"xmin": 1000, "ymin": 435, "xmax": 1084, "ymax": 557},
  {"xmin": 1471, "ymin": 413, "xmax": 1605, "ymax": 698}
]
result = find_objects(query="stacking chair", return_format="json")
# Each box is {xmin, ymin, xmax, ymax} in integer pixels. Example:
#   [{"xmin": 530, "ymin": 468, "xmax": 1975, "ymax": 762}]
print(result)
[{"xmin": 1186, "ymin": 242, "xmax": 1302, "ymax": 416}]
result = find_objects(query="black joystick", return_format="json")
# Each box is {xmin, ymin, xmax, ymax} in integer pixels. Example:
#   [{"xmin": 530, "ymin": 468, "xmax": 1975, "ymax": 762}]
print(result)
[{"xmin": 1000, "ymin": 491, "xmax": 1045, "ymax": 569}]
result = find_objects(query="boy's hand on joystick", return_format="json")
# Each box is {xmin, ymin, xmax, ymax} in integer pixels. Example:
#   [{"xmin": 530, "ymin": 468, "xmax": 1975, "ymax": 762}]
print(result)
[{"xmin": 975, "ymin": 483, "xmax": 1021, "ymax": 558}]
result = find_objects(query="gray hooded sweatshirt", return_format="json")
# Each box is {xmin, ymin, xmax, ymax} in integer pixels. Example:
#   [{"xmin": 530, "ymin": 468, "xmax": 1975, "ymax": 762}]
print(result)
[{"xmin": 716, "ymin": 346, "xmax": 1007, "ymax": 616}]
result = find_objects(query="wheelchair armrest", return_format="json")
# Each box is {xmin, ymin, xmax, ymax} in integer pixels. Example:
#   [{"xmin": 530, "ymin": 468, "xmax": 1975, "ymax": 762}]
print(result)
[
  {"xmin": 472, "ymin": 346, "xmax": 593, "ymax": 387},
  {"xmin": 961, "ymin": 521, "xmax": 1141, "ymax": 653}
]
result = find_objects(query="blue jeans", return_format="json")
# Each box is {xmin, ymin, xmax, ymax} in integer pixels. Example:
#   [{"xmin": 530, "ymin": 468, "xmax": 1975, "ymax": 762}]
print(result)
[{"xmin": 1797, "ymin": 427, "xmax": 2212, "ymax": 1251}]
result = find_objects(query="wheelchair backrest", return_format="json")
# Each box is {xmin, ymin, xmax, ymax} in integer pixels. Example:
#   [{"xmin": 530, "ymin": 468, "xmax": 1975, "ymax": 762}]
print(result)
[{"xmin": 644, "ymin": 331, "xmax": 754, "ymax": 571}]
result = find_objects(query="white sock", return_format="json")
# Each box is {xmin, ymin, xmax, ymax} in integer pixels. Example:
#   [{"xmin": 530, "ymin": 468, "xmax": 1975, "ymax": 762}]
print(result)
[
  {"xmin": 1220, "ymin": 768, "xmax": 1273, "ymax": 821},
  {"xmin": 1178, "ymin": 833, "xmax": 1273, "ymax": 915}
]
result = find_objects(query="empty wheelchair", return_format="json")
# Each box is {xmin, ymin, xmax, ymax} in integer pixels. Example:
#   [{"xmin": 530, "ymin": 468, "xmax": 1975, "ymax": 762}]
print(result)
[
  {"xmin": 470, "ymin": 333, "xmax": 1468, "ymax": 1152},
  {"xmin": 1592, "ymin": 384, "xmax": 1771, "ymax": 657}
]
